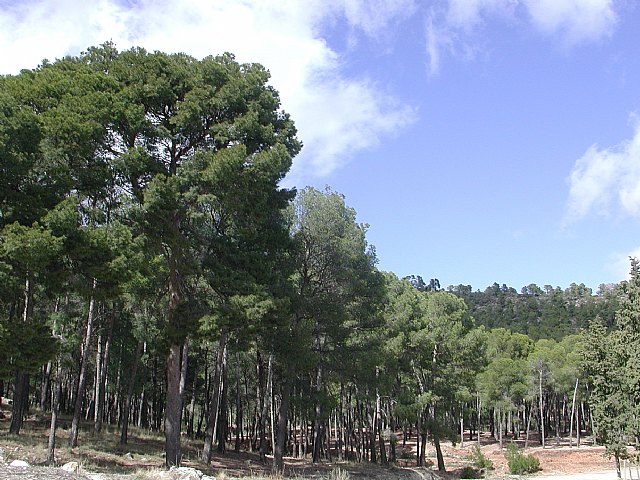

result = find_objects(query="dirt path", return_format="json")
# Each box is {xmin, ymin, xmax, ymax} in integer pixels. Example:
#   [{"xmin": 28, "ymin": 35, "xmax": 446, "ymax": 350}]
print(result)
[{"xmin": 532, "ymin": 472, "xmax": 619, "ymax": 480}]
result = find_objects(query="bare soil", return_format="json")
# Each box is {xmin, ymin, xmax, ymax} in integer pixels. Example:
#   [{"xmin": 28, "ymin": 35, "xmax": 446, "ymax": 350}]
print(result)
[{"xmin": 0, "ymin": 404, "xmax": 619, "ymax": 479}]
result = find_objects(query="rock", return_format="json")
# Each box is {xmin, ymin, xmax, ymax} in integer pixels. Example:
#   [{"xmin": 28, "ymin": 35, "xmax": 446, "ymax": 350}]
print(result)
[
  {"xmin": 0, "ymin": 446, "xmax": 5, "ymax": 463},
  {"xmin": 169, "ymin": 466, "xmax": 204, "ymax": 480},
  {"xmin": 61, "ymin": 461, "xmax": 80, "ymax": 473},
  {"xmin": 88, "ymin": 474, "xmax": 109, "ymax": 480},
  {"xmin": 123, "ymin": 452, "xmax": 134, "ymax": 460},
  {"xmin": 10, "ymin": 459, "xmax": 29, "ymax": 467}
]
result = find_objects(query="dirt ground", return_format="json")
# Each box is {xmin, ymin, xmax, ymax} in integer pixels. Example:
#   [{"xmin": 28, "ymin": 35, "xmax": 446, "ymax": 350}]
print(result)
[
  {"xmin": 438, "ymin": 434, "xmax": 616, "ymax": 476},
  {"xmin": 0, "ymin": 403, "xmax": 621, "ymax": 479}
]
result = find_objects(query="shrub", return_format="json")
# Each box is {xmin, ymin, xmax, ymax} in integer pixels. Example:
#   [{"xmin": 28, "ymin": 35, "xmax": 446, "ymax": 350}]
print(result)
[
  {"xmin": 504, "ymin": 443, "xmax": 540, "ymax": 475},
  {"xmin": 460, "ymin": 466, "xmax": 481, "ymax": 479},
  {"xmin": 469, "ymin": 444, "xmax": 494, "ymax": 470}
]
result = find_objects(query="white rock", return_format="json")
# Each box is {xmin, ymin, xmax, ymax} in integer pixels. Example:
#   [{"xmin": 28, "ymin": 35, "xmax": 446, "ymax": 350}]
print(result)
[
  {"xmin": 10, "ymin": 459, "xmax": 29, "ymax": 467},
  {"xmin": 88, "ymin": 474, "xmax": 109, "ymax": 480},
  {"xmin": 169, "ymin": 466, "xmax": 204, "ymax": 480},
  {"xmin": 61, "ymin": 461, "xmax": 80, "ymax": 472}
]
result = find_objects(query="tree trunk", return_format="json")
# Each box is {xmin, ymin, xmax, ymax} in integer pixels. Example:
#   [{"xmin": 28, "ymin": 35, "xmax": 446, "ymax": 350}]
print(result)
[
  {"xmin": 525, "ymin": 401, "xmax": 533, "ymax": 449},
  {"xmin": 202, "ymin": 331, "xmax": 227, "ymax": 463},
  {"xmin": 434, "ymin": 431, "xmax": 446, "ymax": 472},
  {"xmin": 9, "ymin": 371, "xmax": 29, "ymax": 434},
  {"xmin": 376, "ymin": 378, "xmax": 387, "ymax": 465},
  {"xmin": 498, "ymin": 409, "xmax": 503, "ymax": 450},
  {"xmin": 273, "ymin": 365, "xmax": 293, "ymax": 473},
  {"xmin": 187, "ymin": 369, "xmax": 198, "ymax": 438},
  {"xmin": 569, "ymin": 378, "xmax": 579, "ymax": 447},
  {"xmin": 165, "ymin": 250, "xmax": 184, "ymax": 468},
  {"xmin": 165, "ymin": 342, "xmax": 183, "ymax": 466},
  {"xmin": 69, "ymin": 281, "xmax": 97, "ymax": 447},
  {"xmin": 40, "ymin": 361, "xmax": 52, "ymax": 411},
  {"xmin": 460, "ymin": 408, "xmax": 465, "ymax": 448},
  {"xmin": 120, "ymin": 339, "xmax": 144, "ymax": 445},
  {"xmin": 10, "ymin": 276, "xmax": 34, "ymax": 434},
  {"xmin": 539, "ymin": 370, "xmax": 545, "ymax": 449},
  {"xmin": 46, "ymin": 361, "xmax": 63, "ymax": 465},
  {"xmin": 477, "ymin": 395, "xmax": 482, "ymax": 447},
  {"xmin": 257, "ymin": 351, "xmax": 270, "ymax": 460},
  {"xmin": 312, "ymin": 365, "xmax": 324, "ymax": 463},
  {"xmin": 95, "ymin": 311, "xmax": 114, "ymax": 433},
  {"xmin": 216, "ymin": 346, "xmax": 228, "ymax": 453},
  {"xmin": 235, "ymin": 353, "xmax": 242, "ymax": 452}
]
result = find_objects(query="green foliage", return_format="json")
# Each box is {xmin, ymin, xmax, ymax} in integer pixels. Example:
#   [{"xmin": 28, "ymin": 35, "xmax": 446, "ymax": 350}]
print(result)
[
  {"xmin": 460, "ymin": 466, "xmax": 482, "ymax": 479},
  {"xmin": 449, "ymin": 281, "xmax": 617, "ymax": 340},
  {"xmin": 469, "ymin": 445, "xmax": 493, "ymax": 471},
  {"xmin": 581, "ymin": 259, "xmax": 640, "ymax": 466},
  {"xmin": 505, "ymin": 443, "xmax": 540, "ymax": 474}
]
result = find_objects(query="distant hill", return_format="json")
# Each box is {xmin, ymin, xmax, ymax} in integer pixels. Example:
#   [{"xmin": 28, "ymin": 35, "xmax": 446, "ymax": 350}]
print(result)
[{"xmin": 447, "ymin": 282, "xmax": 619, "ymax": 340}]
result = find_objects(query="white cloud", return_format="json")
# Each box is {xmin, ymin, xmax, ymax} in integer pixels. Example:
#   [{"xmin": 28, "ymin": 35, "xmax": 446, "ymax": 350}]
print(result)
[
  {"xmin": 0, "ymin": 0, "xmax": 416, "ymax": 184},
  {"xmin": 425, "ymin": 0, "xmax": 618, "ymax": 76},
  {"xmin": 446, "ymin": 0, "xmax": 518, "ymax": 29},
  {"xmin": 565, "ymin": 117, "xmax": 640, "ymax": 222},
  {"xmin": 525, "ymin": 0, "xmax": 617, "ymax": 46},
  {"xmin": 607, "ymin": 246, "xmax": 640, "ymax": 283}
]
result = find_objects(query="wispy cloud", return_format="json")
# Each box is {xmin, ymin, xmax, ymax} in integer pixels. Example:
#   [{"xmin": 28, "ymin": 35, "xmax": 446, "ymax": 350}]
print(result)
[
  {"xmin": 525, "ymin": 0, "xmax": 617, "ymax": 47},
  {"xmin": 0, "ymin": 0, "xmax": 416, "ymax": 184},
  {"xmin": 607, "ymin": 245, "xmax": 640, "ymax": 283},
  {"xmin": 425, "ymin": 0, "xmax": 618, "ymax": 76},
  {"xmin": 565, "ymin": 116, "xmax": 640, "ymax": 223}
]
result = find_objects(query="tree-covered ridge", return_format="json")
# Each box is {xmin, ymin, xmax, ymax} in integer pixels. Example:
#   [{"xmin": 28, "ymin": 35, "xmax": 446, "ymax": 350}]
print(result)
[{"xmin": 446, "ymin": 281, "xmax": 618, "ymax": 340}]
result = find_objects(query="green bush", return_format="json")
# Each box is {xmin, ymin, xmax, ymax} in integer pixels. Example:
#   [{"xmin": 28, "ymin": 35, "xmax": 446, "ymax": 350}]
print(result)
[
  {"xmin": 469, "ymin": 444, "xmax": 494, "ymax": 470},
  {"xmin": 504, "ymin": 443, "xmax": 540, "ymax": 475},
  {"xmin": 460, "ymin": 466, "xmax": 481, "ymax": 479}
]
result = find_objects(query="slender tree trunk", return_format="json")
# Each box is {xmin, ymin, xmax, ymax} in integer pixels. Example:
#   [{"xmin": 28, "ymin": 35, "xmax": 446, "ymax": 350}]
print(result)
[
  {"xmin": 10, "ymin": 276, "xmax": 34, "ymax": 434},
  {"xmin": 41, "ymin": 361, "xmax": 52, "ymax": 411},
  {"xmin": 539, "ymin": 370, "xmax": 545, "ymax": 448},
  {"xmin": 434, "ymin": 431, "xmax": 445, "ymax": 472},
  {"xmin": 165, "ymin": 251, "xmax": 184, "ymax": 468},
  {"xmin": 525, "ymin": 401, "xmax": 533, "ymax": 449},
  {"xmin": 202, "ymin": 331, "xmax": 227, "ymax": 463},
  {"xmin": 187, "ymin": 370, "xmax": 197, "ymax": 438},
  {"xmin": 217, "ymin": 346, "xmax": 228, "ymax": 453},
  {"xmin": 69, "ymin": 280, "xmax": 97, "ymax": 447},
  {"xmin": 312, "ymin": 365, "xmax": 324, "ymax": 463},
  {"xmin": 576, "ymin": 401, "xmax": 581, "ymax": 447},
  {"xmin": 269, "ymin": 355, "xmax": 276, "ymax": 456},
  {"xmin": 273, "ymin": 367, "xmax": 292, "ymax": 474},
  {"xmin": 120, "ymin": 339, "xmax": 144, "ymax": 445},
  {"xmin": 9, "ymin": 371, "xmax": 29, "ymax": 434},
  {"xmin": 376, "ymin": 375, "xmax": 387, "ymax": 465},
  {"xmin": 235, "ymin": 353, "xmax": 242, "ymax": 452},
  {"xmin": 46, "ymin": 361, "xmax": 63, "ymax": 465},
  {"xmin": 569, "ymin": 378, "xmax": 579, "ymax": 447},
  {"xmin": 95, "ymin": 311, "xmax": 113, "ymax": 433},
  {"xmin": 257, "ymin": 351, "xmax": 269, "ymax": 460},
  {"xmin": 498, "ymin": 408, "xmax": 503, "ymax": 450},
  {"xmin": 460, "ymin": 407, "xmax": 465, "ymax": 448},
  {"xmin": 165, "ymin": 342, "xmax": 183, "ymax": 466},
  {"xmin": 477, "ymin": 395, "xmax": 482, "ymax": 447}
]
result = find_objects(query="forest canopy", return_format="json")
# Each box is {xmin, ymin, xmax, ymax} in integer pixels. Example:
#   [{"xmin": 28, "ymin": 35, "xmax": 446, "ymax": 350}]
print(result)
[{"xmin": 0, "ymin": 44, "xmax": 637, "ymax": 477}]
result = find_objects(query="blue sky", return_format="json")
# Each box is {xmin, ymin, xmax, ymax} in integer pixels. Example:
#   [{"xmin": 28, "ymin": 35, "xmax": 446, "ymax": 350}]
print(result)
[{"xmin": 1, "ymin": 0, "xmax": 639, "ymax": 292}]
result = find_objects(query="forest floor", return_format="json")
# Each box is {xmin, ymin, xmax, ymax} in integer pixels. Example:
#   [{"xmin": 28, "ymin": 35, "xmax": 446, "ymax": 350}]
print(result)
[{"xmin": 0, "ymin": 403, "xmax": 622, "ymax": 480}]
